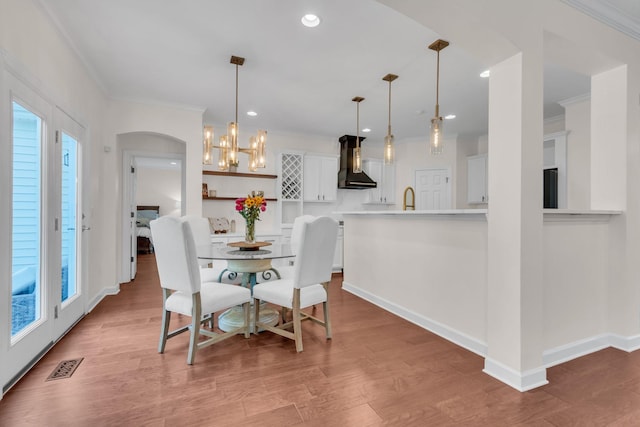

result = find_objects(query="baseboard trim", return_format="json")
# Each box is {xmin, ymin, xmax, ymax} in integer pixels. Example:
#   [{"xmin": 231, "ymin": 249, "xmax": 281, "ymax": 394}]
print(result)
[
  {"xmin": 543, "ymin": 334, "xmax": 610, "ymax": 367},
  {"xmin": 87, "ymin": 284, "xmax": 120, "ymax": 313},
  {"xmin": 342, "ymin": 281, "xmax": 640, "ymax": 392},
  {"xmin": 483, "ymin": 358, "xmax": 548, "ymax": 392},
  {"xmin": 341, "ymin": 281, "xmax": 487, "ymax": 358},
  {"xmin": 609, "ymin": 333, "xmax": 640, "ymax": 352}
]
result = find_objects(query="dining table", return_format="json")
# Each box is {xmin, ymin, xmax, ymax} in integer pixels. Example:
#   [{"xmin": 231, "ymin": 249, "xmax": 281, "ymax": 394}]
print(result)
[{"xmin": 197, "ymin": 242, "xmax": 295, "ymax": 333}]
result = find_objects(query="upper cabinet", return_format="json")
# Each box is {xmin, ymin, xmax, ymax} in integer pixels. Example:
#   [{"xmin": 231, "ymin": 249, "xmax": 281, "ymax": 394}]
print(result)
[
  {"xmin": 363, "ymin": 159, "xmax": 395, "ymax": 205},
  {"xmin": 467, "ymin": 154, "xmax": 488, "ymax": 204},
  {"xmin": 303, "ymin": 155, "xmax": 338, "ymax": 202}
]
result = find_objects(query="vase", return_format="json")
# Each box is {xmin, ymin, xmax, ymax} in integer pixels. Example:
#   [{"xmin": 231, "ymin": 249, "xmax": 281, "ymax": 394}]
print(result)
[{"xmin": 245, "ymin": 219, "xmax": 255, "ymax": 243}]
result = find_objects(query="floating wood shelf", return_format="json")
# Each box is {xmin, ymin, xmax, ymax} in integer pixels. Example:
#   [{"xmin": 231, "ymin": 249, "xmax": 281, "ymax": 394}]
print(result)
[
  {"xmin": 203, "ymin": 196, "xmax": 278, "ymax": 201},
  {"xmin": 202, "ymin": 170, "xmax": 277, "ymax": 179}
]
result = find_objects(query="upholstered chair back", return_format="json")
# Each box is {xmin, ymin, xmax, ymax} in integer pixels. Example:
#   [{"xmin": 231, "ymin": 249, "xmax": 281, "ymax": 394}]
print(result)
[
  {"xmin": 181, "ymin": 215, "xmax": 212, "ymax": 268},
  {"xmin": 150, "ymin": 216, "xmax": 201, "ymax": 294},
  {"xmin": 293, "ymin": 216, "xmax": 338, "ymax": 289}
]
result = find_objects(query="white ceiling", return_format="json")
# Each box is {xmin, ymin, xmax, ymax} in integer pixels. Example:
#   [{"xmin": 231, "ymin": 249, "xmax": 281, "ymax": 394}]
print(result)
[{"xmin": 36, "ymin": 0, "xmax": 636, "ymax": 144}]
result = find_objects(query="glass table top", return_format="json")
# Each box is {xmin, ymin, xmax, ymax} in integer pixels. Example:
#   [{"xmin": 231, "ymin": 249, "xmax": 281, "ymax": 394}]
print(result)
[{"xmin": 197, "ymin": 243, "xmax": 294, "ymax": 261}]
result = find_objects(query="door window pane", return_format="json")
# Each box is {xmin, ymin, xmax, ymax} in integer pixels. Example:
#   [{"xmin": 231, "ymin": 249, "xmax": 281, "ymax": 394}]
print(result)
[
  {"xmin": 11, "ymin": 101, "xmax": 43, "ymax": 336},
  {"xmin": 61, "ymin": 133, "xmax": 78, "ymax": 303}
]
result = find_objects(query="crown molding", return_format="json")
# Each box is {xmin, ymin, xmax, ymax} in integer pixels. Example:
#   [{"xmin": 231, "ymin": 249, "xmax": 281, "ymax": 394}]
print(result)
[
  {"xmin": 559, "ymin": 92, "xmax": 591, "ymax": 107},
  {"xmin": 561, "ymin": 0, "xmax": 640, "ymax": 42}
]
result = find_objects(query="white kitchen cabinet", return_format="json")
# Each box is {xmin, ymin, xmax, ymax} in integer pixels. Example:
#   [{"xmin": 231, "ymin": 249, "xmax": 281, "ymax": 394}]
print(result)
[
  {"xmin": 278, "ymin": 152, "xmax": 304, "ymax": 226},
  {"xmin": 303, "ymin": 155, "xmax": 338, "ymax": 202},
  {"xmin": 363, "ymin": 159, "xmax": 395, "ymax": 204},
  {"xmin": 467, "ymin": 153, "xmax": 488, "ymax": 204}
]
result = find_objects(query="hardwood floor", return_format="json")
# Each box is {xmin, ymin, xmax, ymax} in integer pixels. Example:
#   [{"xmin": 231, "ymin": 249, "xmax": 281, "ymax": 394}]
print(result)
[{"xmin": 2, "ymin": 255, "xmax": 640, "ymax": 426}]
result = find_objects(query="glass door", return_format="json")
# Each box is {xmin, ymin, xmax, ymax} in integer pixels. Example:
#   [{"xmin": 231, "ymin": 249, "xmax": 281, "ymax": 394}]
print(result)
[
  {"xmin": 2, "ymin": 70, "xmax": 86, "ymax": 393},
  {"xmin": 53, "ymin": 108, "xmax": 86, "ymax": 338}
]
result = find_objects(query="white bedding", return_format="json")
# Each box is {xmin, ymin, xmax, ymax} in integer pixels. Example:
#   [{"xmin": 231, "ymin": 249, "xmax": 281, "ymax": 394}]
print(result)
[{"xmin": 137, "ymin": 226, "xmax": 152, "ymax": 239}]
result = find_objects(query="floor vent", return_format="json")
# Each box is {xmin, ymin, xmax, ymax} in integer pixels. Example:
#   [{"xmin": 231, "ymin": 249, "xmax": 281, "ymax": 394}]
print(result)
[{"xmin": 46, "ymin": 358, "xmax": 83, "ymax": 381}]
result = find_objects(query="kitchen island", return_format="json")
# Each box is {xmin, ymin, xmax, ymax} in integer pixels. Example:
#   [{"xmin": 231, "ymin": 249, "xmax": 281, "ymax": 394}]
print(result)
[{"xmin": 339, "ymin": 208, "xmax": 621, "ymax": 389}]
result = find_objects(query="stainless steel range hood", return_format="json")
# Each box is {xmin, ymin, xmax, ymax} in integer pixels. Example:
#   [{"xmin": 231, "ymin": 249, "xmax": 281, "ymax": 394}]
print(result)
[{"xmin": 338, "ymin": 135, "xmax": 377, "ymax": 189}]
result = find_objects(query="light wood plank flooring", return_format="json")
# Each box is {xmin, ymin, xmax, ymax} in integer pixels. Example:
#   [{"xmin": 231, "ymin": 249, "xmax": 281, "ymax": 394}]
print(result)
[{"xmin": 2, "ymin": 254, "xmax": 640, "ymax": 426}]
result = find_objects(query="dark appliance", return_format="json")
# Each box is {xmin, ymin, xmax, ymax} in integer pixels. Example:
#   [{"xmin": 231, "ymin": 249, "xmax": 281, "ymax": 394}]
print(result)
[{"xmin": 337, "ymin": 135, "xmax": 377, "ymax": 189}]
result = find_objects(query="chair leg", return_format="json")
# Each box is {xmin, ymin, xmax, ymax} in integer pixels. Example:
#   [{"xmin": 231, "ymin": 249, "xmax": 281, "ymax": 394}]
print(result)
[
  {"xmin": 187, "ymin": 293, "xmax": 202, "ymax": 365},
  {"xmin": 322, "ymin": 282, "xmax": 332, "ymax": 340},
  {"xmin": 158, "ymin": 309, "xmax": 170, "ymax": 353},
  {"xmin": 243, "ymin": 302, "xmax": 250, "ymax": 338},
  {"xmin": 253, "ymin": 298, "xmax": 261, "ymax": 334},
  {"xmin": 158, "ymin": 289, "xmax": 171, "ymax": 353},
  {"xmin": 292, "ymin": 288, "xmax": 303, "ymax": 352}
]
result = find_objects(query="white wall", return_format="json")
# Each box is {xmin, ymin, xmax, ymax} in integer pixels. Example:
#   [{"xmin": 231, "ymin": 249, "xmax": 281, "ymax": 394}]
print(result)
[
  {"xmin": 1, "ymin": 0, "xmax": 109, "ymax": 306},
  {"xmin": 136, "ymin": 167, "xmax": 182, "ymax": 217},
  {"xmin": 563, "ymin": 97, "xmax": 591, "ymax": 209}
]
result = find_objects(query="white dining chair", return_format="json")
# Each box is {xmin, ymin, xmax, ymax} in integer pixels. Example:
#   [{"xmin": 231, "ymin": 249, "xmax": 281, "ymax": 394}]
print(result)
[
  {"xmin": 252, "ymin": 216, "xmax": 338, "ymax": 352},
  {"xmin": 150, "ymin": 216, "xmax": 251, "ymax": 364},
  {"xmin": 182, "ymin": 215, "xmax": 240, "ymax": 284},
  {"xmin": 262, "ymin": 214, "xmax": 316, "ymax": 282}
]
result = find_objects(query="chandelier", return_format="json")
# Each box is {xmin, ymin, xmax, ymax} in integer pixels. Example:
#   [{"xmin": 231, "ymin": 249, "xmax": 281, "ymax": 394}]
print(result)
[{"xmin": 202, "ymin": 55, "xmax": 267, "ymax": 172}]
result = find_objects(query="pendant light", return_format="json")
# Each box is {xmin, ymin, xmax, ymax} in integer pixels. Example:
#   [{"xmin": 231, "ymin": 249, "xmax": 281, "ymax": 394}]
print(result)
[
  {"xmin": 428, "ymin": 39, "xmax": 449, "ymax": 155},
  {"xmin": 382, "ymin": 73, "xmax": 398, "ymax": 164},
  {"xmin": 352, "ymin": 96, "xmax": 364, "ymax": 173},
  {"xmin": 209, "ymin": 55, "xmax": 267, "ymax": 172}
]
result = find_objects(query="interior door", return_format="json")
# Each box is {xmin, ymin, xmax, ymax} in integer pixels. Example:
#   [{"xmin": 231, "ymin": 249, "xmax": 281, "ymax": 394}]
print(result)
[
  {"xmin": 415, "ymin": 168, "xmax": 451, "ymax": 210},
  {"xmin": 129, "ymin": 160, "xmax": 137, "ymax": 280}
]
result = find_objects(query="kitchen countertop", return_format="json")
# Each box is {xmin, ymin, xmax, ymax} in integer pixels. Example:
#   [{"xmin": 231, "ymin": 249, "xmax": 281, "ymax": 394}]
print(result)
[{"xmin": 338, "ymin": 209, "xmax": 621, "ymax": 216}]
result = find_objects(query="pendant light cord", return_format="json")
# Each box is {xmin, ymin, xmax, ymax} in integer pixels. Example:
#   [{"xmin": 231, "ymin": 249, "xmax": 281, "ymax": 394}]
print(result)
[
  {"xmin": 435, "ymin": 49, "xmax": 440, "ymax": 117},
  {"xmin": 356, "ymin": 101, "xmax": 360, "ymax": 148},
  {"xmin": 235, "ymin": 63, "xmax": 239, "ymax": 125},
  {"xmin": 388, "ymin": 80, "xmax": 392, "ymax": 135}
]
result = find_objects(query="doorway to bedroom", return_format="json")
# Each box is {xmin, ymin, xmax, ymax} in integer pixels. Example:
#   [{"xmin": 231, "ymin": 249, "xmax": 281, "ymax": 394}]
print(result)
[{"xmin": 120, "ymin": 132, "xmax": 186, "ymax": 284}]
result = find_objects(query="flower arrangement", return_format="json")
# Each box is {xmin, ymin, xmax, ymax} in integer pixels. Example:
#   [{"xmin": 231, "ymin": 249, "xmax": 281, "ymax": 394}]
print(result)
[{"xmin": 235, "ymin": 191, "xmax": 266, "ymax": 242}]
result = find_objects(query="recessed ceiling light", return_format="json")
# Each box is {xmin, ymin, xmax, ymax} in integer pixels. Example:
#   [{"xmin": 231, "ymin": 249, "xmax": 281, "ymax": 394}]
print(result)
[
  {"xmin": 362, "ymin": 128, "xmax": 371, "ymax": 133},
  {"xmin": 247, "ymin": 111, "xmax": 257, "ymax": 117},
  {"xmin": 301, "ymin": 14, "xmax": 321, "ymax": 28},
  {"xmin": 480, "ymin": 70, "xmax": 490, "ymax": 78},
  {"xmin": 444, "ymin": 114, "xmax": 456, "ymax": 120},
  {"xmin": 170, "ymin": 161, "xmax": 177, "ymax": 165}
]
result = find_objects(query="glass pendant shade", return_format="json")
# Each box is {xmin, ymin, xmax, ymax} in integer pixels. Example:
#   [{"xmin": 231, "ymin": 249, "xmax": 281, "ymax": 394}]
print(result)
[
  {"xmin": 430, "ymin": 116, "xmax": 443, "ymax": 155},
  {"xmin": 248, "ymin": 136, "xmax": 258, "ymax": 171},
  {"xmin": 257, "ymin": 129, "xmax": 267, "ymax": 168},
  {"xmin": 203, "ymin": 125, "xmax": 214, "ymax": 165},
  {"xmin": 228, "ymin": 121, "xmax": 238, "ymax": 166},
  {"xmin": 353, "ymin": 145, "xmax": 362, "ymax": 173},
  {"xmin": 218, "ymin": 135, "xmax": 229, "ymax": 170},
  {"xmin": 384, "ymin": 134, "xmax": 395, "ymax": 164}
]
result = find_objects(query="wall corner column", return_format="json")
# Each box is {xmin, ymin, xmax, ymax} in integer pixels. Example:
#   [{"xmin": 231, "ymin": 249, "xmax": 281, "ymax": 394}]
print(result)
[{"xmin": 485, "ymin": 49, "xmax": 546, "ymax": 391}]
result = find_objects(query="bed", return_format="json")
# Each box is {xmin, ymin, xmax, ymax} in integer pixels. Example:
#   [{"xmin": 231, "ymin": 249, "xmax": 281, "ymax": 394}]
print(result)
[{"xmin": 136, "ymin": 205, "xmax": 159, "ymax": 254}]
